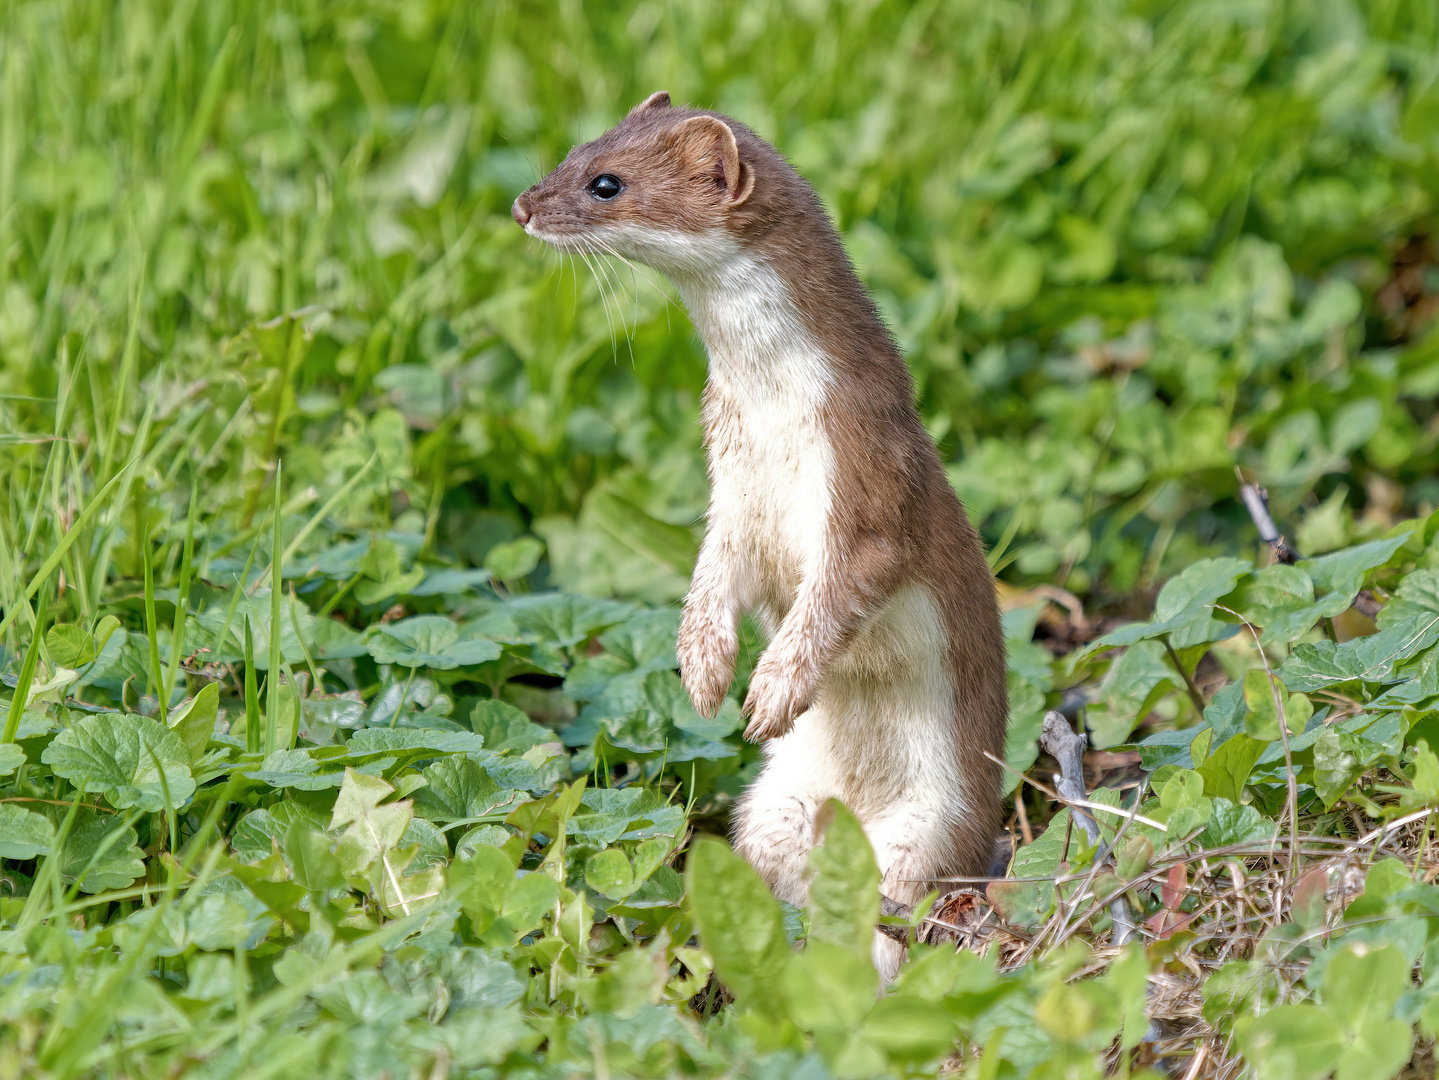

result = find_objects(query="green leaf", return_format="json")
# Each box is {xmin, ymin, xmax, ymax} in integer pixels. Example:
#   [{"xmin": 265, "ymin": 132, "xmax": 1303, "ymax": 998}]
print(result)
[
  {"xmin": 782, "ymin": 938, "xmax": 878, "ymax": 1034},
  {"xmin": 365, "ymin": 615, "xmax": 502, "ymax": 669},
  {"xmin": 500, "ymin": 871, "xmax": 558, "ymax": 931},
  {"xmin": 1279, "ymin": 614, "xmax": 1439, "ymax": 692},
  {"xmin": 1235, "ymin": 1005, "xmax": 1342, "ymax": 1079},
  {"xmin": 498, "ymin": 593, "xmax": 632, "ymax": 649},
  {"xmin": 1082, "ymin": 558, "xmax": 1251, "ymax": 658},
  {"xmin": 0, "ymin": 743, "xmax": 25, "ymax": 777},
  {"xmin": 283, "ymin": 824, "xmax": 346, "ymax": 892},
  {"xmin": 1243, "ymin": 669, "xmax": 1285, "ymax": 741},
  {"xmin": 806, "ymin": 799, "xmax": 881, "ymax": 959},
  {"xmin": 1313, "ymin": 730, "xmax": 1384, "ymax": 808},
  {"xmin": 1157, "ymin": 768, "xmax": 1212, "ymax": 836},
  {"xmin": 59, "ymin": 809, "xmax": 146, "ymax": 892},
  {"xmin": 1323, "ymin": 943, "xmax": 1413, "ymax": 1080},
  {"xmin": 42, "ymin": 713, "xmax": 196, "ymax": 812},
  {"xmin": 344, "ymin": 728, "xmax": 487, "ymax": 758},
  {"xmin": 45, "ymin": 624, "xmax": 96, "ymax": 668},
  {"xmin": 1345, "ymin": 859, "xmax": 1413, "ymax": 921},
  {"xmin": 598, "ymin": 609, "xmax": 681, "ymax": 671},
  {"xmin": 1107, "ymin": 944, "xmax": 1152, "ymax": 1051},
  {"xmin": 0, "ymin": 804, "xmax": 54, "ymax": 858},
  {"xmin": 567, "ymin": 787, "xmax": 686, "ymax": 845},
  {"xmin": 1195, "ymin": 734, "xmax": 1264, "ymax": 804},
  {"xmin": 1115, "ymin": 836, "xmax": 1153, "ymax": 879},
  {"xmin": 469, "ymin": 699, "xmax": 552, "ymax": 753},
  {"xmin": 685, "ymin": 835, "xmax": 790, "ymax": 1005},
  {"xmin": 483, "ymin": 536, "xmax": 544, "ymax": 582},
  {"xmin": 1379, "ymin": 568, "xmax": 1439, "ymax": 626},
  {"xmin": 330, "ymin": 767, "xmax": 412, "ymax": 874},
  {"xmin": 861, "ymin": 993, "xmax": 957, "ymax": 1065},
  {"xmin": 583, "ymin": 848, "xmax": 637, "ymax": 899},
  {"xmin": 239, "ymin": 749, "xmax": 352, "ymax": 790},
  {"xmin": 411, "ymin": 755, "xmax": 514, "ymax": 822},
  {"xmin": 1198, "ymin": 797, "xmax": 1277, "ymax": 847},
  {"xmin": 166, "ymin": 681, "xmax": 218, "ymax": 766},
  {"xmin": 1301, "ymin": 534, "xmax": 1411, "ymax": 596},
  {"xmin": 450, "ymin": 844, "xmax": 518, "ymax": 931},
  {"xmin": 231, "ymin": 802, "xmax": 328, "ymax": 863}
]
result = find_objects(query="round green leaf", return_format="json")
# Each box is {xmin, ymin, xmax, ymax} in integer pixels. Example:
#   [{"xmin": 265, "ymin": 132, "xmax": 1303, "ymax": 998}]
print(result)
[
  {"xmin": 42, "ymin": 713, "xmax": 196, "ymax": 812},
  {"xmin": 365, "ymin": 615, "xmax": 502, "ymax": 669},
  {"xmin": 584, "ymin": 848, "xmax": 636, "ymax": 899},
  {"xmin": 0, "ymin": 803, "xmax": 54, "ymax": 859}
]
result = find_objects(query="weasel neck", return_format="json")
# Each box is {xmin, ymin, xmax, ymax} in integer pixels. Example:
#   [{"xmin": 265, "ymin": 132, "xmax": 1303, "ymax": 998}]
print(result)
[{"xmin": 673, "ymin": 251, "xmax": 834, "ymax": 399}]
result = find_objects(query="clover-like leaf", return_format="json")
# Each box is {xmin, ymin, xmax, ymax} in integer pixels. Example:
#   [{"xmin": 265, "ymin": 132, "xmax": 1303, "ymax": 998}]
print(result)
[
  {"xmin": 1198, "ymin": 797, "xmax": 1276, "ymax": 847},
  {"xmin": 1079, "ymin": 557, "xmax": 1250, "ymax": 657},
  {"xmin": 59, "ymin": 809, "xmax": 146, "ymax": 892},
  {"xmin": 0, "ymin": 743, "xmax": 24, "ymax": 777},
  {"xmin": 468, "ymin": 699, "xmax": 552, "ymax": 753},
  {"xmin": 0, "ymin": 804, "xmax": 54, "ymax": 859},
  {"xmin": 1313, "ymin": 729, "xmax": 1385, "ymax": 808},
  {"xmin": 483, "ymin": 536, "xmax": 544, "ymax": 582},
  {"xmin": 42, "ymin": 713, "xmax": 196, "ymax": 812},
  {"xmin": 344, "ymin": 727, "xmax": 487, "ymax": 758},
  {"xmin": 231, "ymin": 801, "xmax": 329, "ymax": 863},
  {"xmin": 584, "ymin": 848, "xmax": 637, "ymax": 899},
  {"xmin": 568, "ymin": 787, "xmax": 685, "ymax": 845},
  {"xmin": 411, "ymin": 755, "xmax": 516, "ymax": 822},
  {"xmin": 1279, "ymin": 614, "xmax": 1439, "ymax": 692},
  {"xmin": 500, "ymin": 593, "xmax": 632, "ymax": 648},
  {"xmin": 167, "ymin": 681, "xmax": 219, "ymax": 766},
  {"xmin": 45, "ymin": 623, "xmax": 97, "ymax": 668},
  {"xmin": 365, "ymin": 615, "xmax": 502, "ymax": 669}
]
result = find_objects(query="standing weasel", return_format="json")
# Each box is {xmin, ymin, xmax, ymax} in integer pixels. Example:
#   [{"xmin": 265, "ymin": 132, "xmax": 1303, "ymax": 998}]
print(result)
[{"xmin": 513, "ymin": 92, "xmax": 1007, "ymax": 978}]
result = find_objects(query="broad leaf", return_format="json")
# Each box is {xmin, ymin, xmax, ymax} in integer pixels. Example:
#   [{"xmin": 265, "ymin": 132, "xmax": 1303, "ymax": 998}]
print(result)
[
  {"xmin": 59, "ymin": 809, "xmax": 146, "ymax": 892},
  {"xmin": 365, "ymin": 615, "xmax": 502, "ymax": 669},
  {"xmin": 685, "ymin": 836, "xmax": 790, "ymax": 1005},
  {"xmin": 806, "ymin": 799, "xmax": 881, "ymax": 959},
  {"xmin": 469, "ymin": 699, "xmax": 552, "ymax": 753},
  {"xmin": 42, "ymin": 713, "xmax": 196, "ymax": 812},
  {"xmin": 0, "ymin": 804, "xmax": 54, "ymax": 859}
]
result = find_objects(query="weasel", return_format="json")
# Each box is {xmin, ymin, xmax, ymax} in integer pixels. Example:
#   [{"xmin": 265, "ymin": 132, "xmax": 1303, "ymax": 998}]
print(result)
[{"xmin": 513, "ymin": 92, "xmax": 1007, "ymax": 979}]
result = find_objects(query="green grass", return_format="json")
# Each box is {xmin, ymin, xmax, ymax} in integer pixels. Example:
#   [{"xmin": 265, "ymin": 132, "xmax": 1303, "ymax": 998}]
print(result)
[{"xmin": 4, "ymin": 0, "xmax": 1439, "ymax": 1076}]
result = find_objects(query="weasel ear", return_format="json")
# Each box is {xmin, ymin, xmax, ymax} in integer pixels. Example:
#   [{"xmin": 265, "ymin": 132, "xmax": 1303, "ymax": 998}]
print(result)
[
  {"xmin": 672, "ymin": 115, "xmax": 756, "ymax": 207},
  {"xmin": 632, "ymin": 91, "xmax": 671, "ymax": 113}
]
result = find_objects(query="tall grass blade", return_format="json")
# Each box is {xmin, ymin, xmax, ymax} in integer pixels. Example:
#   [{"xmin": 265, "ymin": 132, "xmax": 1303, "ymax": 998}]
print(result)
[
  {"xmin": 142, "ymin": 526, "xmax": 166, "ymax": 724},
  {"xmin": 267, "ymin": 460, "xmax": 283, "ymax": 757},
  {"xmin": 164, "ymin": 475, "xmax": 199, "ymax": 705},
  {"xmin": 2, "ymin": 579, "xmax": 50, "ymax": 744}
]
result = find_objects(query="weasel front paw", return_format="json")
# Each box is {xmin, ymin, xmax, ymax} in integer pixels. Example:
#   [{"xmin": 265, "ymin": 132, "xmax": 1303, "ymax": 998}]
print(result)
[
  {"xmin": 741, "ymin": 652, "xmax": 811, "ymax": 743},
  {"xmin": 677, "ymin": 607, "xmax": 737, "ymax": 719}
]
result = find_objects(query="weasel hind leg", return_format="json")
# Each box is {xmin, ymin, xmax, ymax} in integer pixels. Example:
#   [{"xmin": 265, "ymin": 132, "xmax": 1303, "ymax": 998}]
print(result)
[
  {"xmin": 729, "ymin": 767, "xmax": 817, "ymax": 908},
  {"xmin": 864, "ymin": 800, "xmax": 962, "ymax": 982}
]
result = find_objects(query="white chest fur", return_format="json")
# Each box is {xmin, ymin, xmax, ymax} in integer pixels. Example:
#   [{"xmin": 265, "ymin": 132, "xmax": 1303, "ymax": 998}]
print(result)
[{"xmin": 679, "ymin": 252, "xmax": 834, "ymax": 614}]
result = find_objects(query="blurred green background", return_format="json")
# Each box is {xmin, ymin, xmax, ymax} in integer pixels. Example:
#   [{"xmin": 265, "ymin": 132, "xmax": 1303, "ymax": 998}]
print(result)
[{"xmin": 4, "ymin": 0, "xmax": 1439, "ymax": 616}]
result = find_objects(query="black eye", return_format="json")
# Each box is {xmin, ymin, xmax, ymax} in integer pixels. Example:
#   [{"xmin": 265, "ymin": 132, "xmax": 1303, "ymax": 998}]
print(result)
[{"xmin": 588, "ymin": 174, "xmax": 623, "ymax": 200}]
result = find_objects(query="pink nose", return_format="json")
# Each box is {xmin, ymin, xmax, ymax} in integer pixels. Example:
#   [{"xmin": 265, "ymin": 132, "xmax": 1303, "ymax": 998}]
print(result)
[{"xmin": 511, "ymin": 199, "xmax": 531, "ymax": 227}]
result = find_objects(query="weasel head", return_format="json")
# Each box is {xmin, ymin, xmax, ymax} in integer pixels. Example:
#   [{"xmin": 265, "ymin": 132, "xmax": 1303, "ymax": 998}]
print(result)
[{"xmin": 512, "ymin": 91, "xmax": 760, "ymax": 281}]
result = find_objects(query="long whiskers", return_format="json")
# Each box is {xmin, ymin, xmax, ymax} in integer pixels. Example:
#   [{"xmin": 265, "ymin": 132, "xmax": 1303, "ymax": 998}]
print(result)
[
  {"xmin": 584, "ymin": 242, "xmax": 641, "ymax": 366},
  {"xmin": 575, "ymin": 245, "xmax": 621, "ymax": 359}
]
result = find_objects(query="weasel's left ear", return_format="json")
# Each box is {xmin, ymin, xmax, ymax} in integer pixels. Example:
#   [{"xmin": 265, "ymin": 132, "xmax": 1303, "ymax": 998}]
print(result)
[
  {"xmin": 672, "ymin": 116, "xmax": 755, "ymax": 208},
  {"xmin": 632, "ymin": 90, "xmax": 672, "ymax": 113}
]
